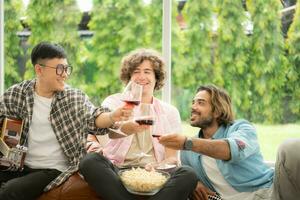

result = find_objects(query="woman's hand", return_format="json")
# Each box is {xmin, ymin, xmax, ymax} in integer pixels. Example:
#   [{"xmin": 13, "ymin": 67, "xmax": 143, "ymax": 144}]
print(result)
[{"xmin": 191, "ymin": 181, "xmax": 216, "ymax": 200}]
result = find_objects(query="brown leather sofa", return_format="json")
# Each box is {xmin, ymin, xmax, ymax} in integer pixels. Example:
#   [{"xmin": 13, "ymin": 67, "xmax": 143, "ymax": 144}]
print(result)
[
  {"xmin": 38, "ymin": 135, "xmax": 109, "ymax": 200},
  {"xmin": 38, "ymin": 172, "xmax": 148, "ymax": 200},
  {"xmin": 38, "ymin": 135, "xmax": 148, "ymax": 200},
  {"xmin": 38, "ymin": 173, "xmax": 101, "ymax": 200}
]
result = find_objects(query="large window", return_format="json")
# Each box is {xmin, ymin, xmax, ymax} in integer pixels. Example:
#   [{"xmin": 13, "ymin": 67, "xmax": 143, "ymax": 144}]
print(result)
[{"xmin": 1, "ymin": 0, "xmax": 299, "ymax": 160}]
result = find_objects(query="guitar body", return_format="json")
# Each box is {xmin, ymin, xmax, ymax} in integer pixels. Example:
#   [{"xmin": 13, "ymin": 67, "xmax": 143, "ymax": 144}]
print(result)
[
  {"xmin": 1, "ymin": 118, "xmax": 23, "ymax": 148},
  {"xmin": 0, "ymin": 118, "xmax": 27, "ymax": 171}
]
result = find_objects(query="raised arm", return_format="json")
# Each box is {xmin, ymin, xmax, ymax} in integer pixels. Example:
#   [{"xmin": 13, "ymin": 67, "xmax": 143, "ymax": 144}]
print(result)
[
  {"xmin": 159, "ymin": 134, "xmax": 231, "ymax": 161},
  {"xmin": 94, "ymin": 105, "xmax": 132, "ymax": 128}
]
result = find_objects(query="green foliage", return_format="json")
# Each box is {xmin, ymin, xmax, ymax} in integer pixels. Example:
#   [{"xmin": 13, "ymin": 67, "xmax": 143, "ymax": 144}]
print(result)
[
  {"xmin": 4, "ymin": 0, "xmax": 23, "ymax": 88},
  {"xmin": 25, "ymin": 0, "xmax": 82, "ymax": 80},
  {"xmin": 172, "ymin": 0, "xmax": 214, "ymax": 120},
  {"xmin": 172, "ymin": 0, "xmax": 294, "ymax": 123},
  {"xmin": 246, "ymin": 0, "xmax": 288, "ymax": 122},
  {"xmin": 215, "ymin": 0, "xmax": 251, "ymax": 120},
  {"xmin": 173, "ymin": 0, "xmax": 214, "ymax": 88},
  {"xmin": 286, "ymin": 3, "xmax": 300, "ymax": 120},
  {"xmin": 83, "ymin": 0, "xmax": 162, "ymax": 104},
  {"xmin": 3, "ymin": 1, "xmax": 300, "ymax": 123}
]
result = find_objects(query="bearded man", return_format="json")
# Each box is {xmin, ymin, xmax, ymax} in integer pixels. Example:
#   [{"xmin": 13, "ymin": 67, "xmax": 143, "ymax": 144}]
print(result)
[{"xmin": 159, "ymin": 84, "xmax": 300, "ymax": 200}]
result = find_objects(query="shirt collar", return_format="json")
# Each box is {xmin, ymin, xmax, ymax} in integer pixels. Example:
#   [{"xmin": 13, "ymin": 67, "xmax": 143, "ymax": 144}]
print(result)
[
  {"xmin": 197, "ymin": 125, "xmax": 227, "ymax": 139},
  {"xmin": 25, "ymin": 79, "xmax": 67, "ymax": 100}
]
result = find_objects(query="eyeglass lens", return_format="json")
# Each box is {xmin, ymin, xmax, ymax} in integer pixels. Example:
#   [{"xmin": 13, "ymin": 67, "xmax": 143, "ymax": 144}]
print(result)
[{"xmin": 56, "ymin": 64, "xmax": 72, "ymax": 76}]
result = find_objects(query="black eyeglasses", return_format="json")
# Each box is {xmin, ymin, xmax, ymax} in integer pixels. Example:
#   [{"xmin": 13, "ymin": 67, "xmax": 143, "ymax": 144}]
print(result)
[{"xmin": 38, "ymin": 63, "xmax": 73, "ymax": 76}]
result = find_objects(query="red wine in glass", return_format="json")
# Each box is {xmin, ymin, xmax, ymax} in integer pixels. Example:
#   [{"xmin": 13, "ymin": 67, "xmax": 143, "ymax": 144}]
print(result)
[
  {"xmin": 134, "ymin": 103, "xmax": 155, "ymax": 157},
  {"xmin": 152, "ymin": 134, "xmax": 161, "ymax": 138},
  {"xmin": 135, "ymin": 119, "xmax": 154, "ymax": 125},
  {"xmin": 122, "ymin": 100, "xmax": 140, "ymax": 106},
  {"xmin": 121, "ymin": 81, "xmax": 142, "ymax": 107}
]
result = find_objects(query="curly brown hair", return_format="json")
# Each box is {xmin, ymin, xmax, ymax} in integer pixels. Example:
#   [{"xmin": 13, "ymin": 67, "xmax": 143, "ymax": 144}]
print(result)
[
  {"xmin": 120, "ymin": 48, "xmax": 165, "ymax": 90},
  {"xmin": 197, "ymin": 84, "xmax": 234, "ymax": 125}
]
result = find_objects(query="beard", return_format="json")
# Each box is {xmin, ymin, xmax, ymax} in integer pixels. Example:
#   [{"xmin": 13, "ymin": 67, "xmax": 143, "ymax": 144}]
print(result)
[{"xmin": 190, "ymin": 112, "xmax": 214, "ymax": 129}]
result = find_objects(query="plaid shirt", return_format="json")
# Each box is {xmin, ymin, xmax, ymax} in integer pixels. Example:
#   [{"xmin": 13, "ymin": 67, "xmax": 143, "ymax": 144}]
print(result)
[{"xmin": 0, "ymin": 79, "xmax": 109, "ymax": 191}]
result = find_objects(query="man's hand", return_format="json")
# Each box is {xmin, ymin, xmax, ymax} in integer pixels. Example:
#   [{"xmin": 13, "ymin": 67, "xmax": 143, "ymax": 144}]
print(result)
[
  {"xmin": 158, "ymin": 134, "xmax": 186, "ymax": 150},
  {"xmin": 108, "ymin": 121, "xmax": 149, "ymax": 138},
  {"xmin": 191, "ymin": 181, "xmax": 216, "ymax": 200},
  {"xmin": 111, "ymin": 104, "xmax": 133, "ymax": 122},
  {"xmin": 86, "ymin": 141, "xmax": 103, "ymax": 154},
  {"xmin": 120, "ymin": 121, "xmax": 149, "ymax": 135},
  {"xmin": 96, "ymin": 104, "xmax": 135, "ymax": 129}
]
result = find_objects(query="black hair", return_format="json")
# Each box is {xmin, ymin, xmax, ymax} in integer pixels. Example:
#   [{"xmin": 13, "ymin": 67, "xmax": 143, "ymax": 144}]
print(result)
[{"xmin": 31, "ymin": 42, "xmax": 67, "ymax": 65}]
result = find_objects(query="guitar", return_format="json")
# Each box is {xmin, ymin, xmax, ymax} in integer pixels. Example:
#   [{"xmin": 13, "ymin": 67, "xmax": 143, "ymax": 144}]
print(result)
[{"xmin": 0, "ymin": 118, "xmax": 27, "ymax": 171}]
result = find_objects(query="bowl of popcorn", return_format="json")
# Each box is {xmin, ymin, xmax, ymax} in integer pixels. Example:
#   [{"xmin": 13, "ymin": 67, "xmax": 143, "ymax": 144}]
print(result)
[{"xmin": 119, "ymin": 167, "xmax": 170, "ymax": 195}]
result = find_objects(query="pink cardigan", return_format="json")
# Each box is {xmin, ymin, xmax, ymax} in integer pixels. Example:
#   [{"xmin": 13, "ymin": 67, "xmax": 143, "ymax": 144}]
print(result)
[{"xmin": 101, "ymin": 93, "xmax": 182, "ymax": 165}]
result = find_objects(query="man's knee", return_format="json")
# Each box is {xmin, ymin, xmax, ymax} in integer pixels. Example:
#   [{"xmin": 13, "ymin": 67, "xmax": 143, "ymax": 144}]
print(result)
[
  {"xmin": 178, "ymin": 165, "xmax": 197, "ymax": 177},
  {"xmin": 0, "ymin": 180, "xmax": 26, "ymax": 200},
  {"xmin": 277, "ymin": 139, "xmax": 300, "ymax": 161},
  {"xmin": 176, "ymin": 166, "xmax": 198, "ymax": 187},
  {"xmin": 79, "ymin": 152, "xmax": 110, "ymax": 174},
  {"xmin": 276, "ymin": 138, "xmax": 300, "ymax": 183}
]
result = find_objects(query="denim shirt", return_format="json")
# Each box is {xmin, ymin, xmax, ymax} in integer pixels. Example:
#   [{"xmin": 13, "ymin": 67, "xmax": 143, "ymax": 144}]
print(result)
[{"xmin": 181, "ymin": 119, "xmax": 274, "ymax": 192}]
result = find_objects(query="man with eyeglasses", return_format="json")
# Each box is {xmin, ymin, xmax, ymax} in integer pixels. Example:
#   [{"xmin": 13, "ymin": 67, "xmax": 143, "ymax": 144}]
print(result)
[
  {"xmin": 0, "ymin": 42, "xmax": 135, "ymax": 200},
  {"xmin": 38, "ymin": 63, "xmax": 73, "ymax": 77}
]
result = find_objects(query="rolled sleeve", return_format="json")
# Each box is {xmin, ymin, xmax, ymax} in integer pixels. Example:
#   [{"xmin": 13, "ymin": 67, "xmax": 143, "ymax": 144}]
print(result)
[
  {"xmin": 225, "ymin": 121, "xmax": 260, "ymax": 163},
  {"xmin": 87, "ymin": 106, "xmax": 111, "ymax": 135}
]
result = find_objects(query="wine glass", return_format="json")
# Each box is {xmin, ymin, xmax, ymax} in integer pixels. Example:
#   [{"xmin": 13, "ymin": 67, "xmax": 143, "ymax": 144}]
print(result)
[
  {"xmin": 134, "ymin": 103, "xmax": 155, "ymax": 157},
  {"xmin": 108, "ymin": 81, "xmax": 143, "ymax": 137},
  {"xmin": 150, "ymin": 118, "xmax": 176, "ymax": 171},
  {"xmin": 151, "ymin": 112, "xmax": 171, "ymax": 139},
  {"xmin": 121, "ymin": 81, "xmax": 143, "ymax": 106}
]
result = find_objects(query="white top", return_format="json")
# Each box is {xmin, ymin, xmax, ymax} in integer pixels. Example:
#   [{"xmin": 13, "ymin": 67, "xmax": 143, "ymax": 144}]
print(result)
[
  {"xmin": 202, "ymin": 155, "xmax": 257, "ymax": 200},
  {"xmin": 24, "ymin": 92, "xmax": 68, "ymax": 171}
]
